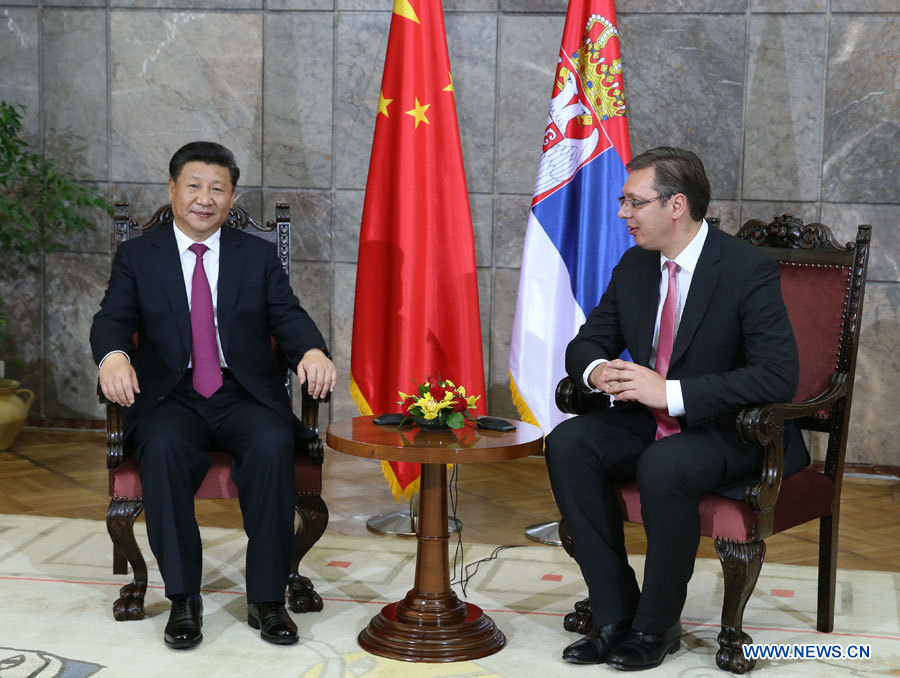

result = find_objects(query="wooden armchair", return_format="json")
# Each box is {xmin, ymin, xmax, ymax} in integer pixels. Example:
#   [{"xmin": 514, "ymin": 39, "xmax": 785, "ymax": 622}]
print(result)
[
  {"xmin": 556, "ymin": 216, "xmax": 871, "ymax": 673},
  {"xmin": 100, "ymin": 202, "xmax": 329, "ymax": 622}
]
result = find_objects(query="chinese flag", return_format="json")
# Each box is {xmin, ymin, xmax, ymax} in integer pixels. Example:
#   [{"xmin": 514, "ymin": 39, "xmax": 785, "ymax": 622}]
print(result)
[{"xmin": 350, "ymin": 0, "xmax": 486, "ymax": 502}]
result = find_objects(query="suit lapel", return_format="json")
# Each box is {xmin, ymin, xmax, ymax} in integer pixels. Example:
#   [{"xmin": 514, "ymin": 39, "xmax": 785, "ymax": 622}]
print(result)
[
  {"xmin": 671, "ymin": 228, "xmax": 722, "ymax": 367},
  {"xmin": 636, "ymin": 252, "xmax": 660, "ymax": 366},
  {"xmin": 216, "ymin": 226, "xmax": 246, "ymax": 360},
  {"xmin": 150, "ymin": 223, "xmax": 192, "ymax": 360}
]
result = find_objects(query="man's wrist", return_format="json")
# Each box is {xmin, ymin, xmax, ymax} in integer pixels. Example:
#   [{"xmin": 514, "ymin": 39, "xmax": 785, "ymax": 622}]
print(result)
[{"xmin": 99, "ymin": 350, "xmax": 130, "ymax": 370}]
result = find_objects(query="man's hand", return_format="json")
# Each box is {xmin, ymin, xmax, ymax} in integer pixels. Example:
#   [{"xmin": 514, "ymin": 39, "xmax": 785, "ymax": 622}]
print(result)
[
  {"xmin": 99, "ymin": 353, "xmax": 141, "ymax": 407},
  {"xmin": 296, "ymin": 348, "xmax": 336, "ymax": 400},
  {"xmin": 589, "ymin": 359, "xmax": 668, "ymax": 410}
]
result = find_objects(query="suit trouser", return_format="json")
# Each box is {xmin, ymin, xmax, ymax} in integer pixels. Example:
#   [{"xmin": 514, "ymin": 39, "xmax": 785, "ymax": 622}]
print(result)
[
  {"xmin": 545, "ymin": 404, "xmax": 755, "ymax": 633},
  {"xmin": 132, "ymin": 371, "xmax": 296, "ymax": 602}
]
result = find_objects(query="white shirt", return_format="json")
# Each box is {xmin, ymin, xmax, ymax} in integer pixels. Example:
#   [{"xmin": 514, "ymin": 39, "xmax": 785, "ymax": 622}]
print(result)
[
  {"xmin": 98, "ymin": 222, "xmax": 228, "ymax": 369},
  {"xmin": 582, "ymin": 219, "xmax": 709, "ymax": 417}
]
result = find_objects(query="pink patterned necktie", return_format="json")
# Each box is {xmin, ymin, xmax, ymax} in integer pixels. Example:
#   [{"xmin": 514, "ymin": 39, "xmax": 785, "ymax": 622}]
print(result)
[
  {"xmin": 653, "ymin": 260, "xmax": 681, "ymax": 440},
  {"xmin": 188, "ymin": 243, "xmax": 222, "ymax": 398}
]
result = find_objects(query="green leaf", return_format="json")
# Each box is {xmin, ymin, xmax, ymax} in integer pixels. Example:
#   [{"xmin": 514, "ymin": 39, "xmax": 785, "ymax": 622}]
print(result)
[{"xmin": 446, "ymin": 411, "xmax": 464, "ymax": 429}]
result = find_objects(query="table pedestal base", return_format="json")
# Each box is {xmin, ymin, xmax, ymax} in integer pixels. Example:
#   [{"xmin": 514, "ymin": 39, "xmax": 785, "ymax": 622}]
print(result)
[{"xmin": 358, "ymin": 601, "xmax": 506, "ymax": 662}]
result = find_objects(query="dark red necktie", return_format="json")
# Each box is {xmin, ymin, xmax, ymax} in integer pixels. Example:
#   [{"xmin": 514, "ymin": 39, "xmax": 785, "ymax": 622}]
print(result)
[
  {"xmin": 653, "ymin": 260, "xmax": 681, "ymax": 440},
  {"xmin": 188, "ymin": 243, "xmax": 222, "ymax": 398}
]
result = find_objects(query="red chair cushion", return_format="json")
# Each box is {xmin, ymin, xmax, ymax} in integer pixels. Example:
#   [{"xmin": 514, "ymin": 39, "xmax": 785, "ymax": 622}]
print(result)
[
  {"xmin": 615, "ymin": 468, "xmax": 835, "ymax": 541},
  {"xmin": 110, "ymin": 451, "xmax": 322, "ymax": 500}
]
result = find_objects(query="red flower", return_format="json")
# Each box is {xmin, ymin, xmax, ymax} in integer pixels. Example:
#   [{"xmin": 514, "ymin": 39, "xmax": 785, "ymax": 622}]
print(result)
[
  {"xmin": 431, "ymin": 385, "xmax": 446, "ymax": 401},
  {"xmin": 426, "ymin": 375, "xmax": 441, "ymax": 390},
  {"xmin": 451, "ymin": 395, "xmax": 467, "ymax": 412},
  {"xmin": 400, "ymin": 396, "xmax": 416, "ymax": 414}
]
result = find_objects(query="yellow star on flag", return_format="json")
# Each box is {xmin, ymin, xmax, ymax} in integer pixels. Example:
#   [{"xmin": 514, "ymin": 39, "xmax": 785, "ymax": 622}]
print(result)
[
  {"xmin": 378, "ymin": 91, "xmax": 393, "ymax": 118},
  {"xmin": 393, "ymin": 0, "xmax": 420, "ymax": 24},
  {"xmin": 405, "ymin": 98, "xmax": 430, "ymax": 128},
  {"xmin": 443, "ymin": 72, "xmax": 454, "ymax": 92}
]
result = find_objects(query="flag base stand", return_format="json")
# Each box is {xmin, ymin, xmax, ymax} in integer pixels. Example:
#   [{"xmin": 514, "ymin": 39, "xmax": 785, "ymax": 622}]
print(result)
[
  {"xmin": 366, "ymin": 492, "xmax": 461, "ymax": 537},
  {"xmin": 524, "ymin": 519, "xmax": 562, "ymax": 546}
]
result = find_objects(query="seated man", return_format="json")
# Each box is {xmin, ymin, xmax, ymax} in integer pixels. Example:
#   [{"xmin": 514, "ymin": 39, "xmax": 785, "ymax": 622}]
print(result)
[
  {"xmin": 90, "ymin": 141, "xmax": 336, "ymax": 649},
  {"xmin": 546, "ymin": 147, "xmax": 808, "ymax": 671}
]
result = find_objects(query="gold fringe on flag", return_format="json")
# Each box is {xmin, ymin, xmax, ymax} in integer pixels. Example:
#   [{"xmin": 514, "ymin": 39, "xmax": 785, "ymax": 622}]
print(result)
[{"xmin": 349, "ymin": 370, "xmax": 419, "ymax": 502}]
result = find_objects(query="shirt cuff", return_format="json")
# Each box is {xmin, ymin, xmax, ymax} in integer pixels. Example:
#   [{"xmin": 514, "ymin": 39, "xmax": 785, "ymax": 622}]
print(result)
[
  {"xmin": 583, "ymin": 358, "xmax": 609, "ymax": 392},
  {"xmin": 99, "ymin": 350, "xmax": 130, "ymax": 370},
  {"xmin": 666, "ymin": 380, "xmax": 685, "ymax": 417}
]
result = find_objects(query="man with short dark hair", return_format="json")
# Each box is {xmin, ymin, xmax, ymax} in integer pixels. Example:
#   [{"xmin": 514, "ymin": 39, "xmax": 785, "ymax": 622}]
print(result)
[
  {"xmin": 91, "ymin": 141, "xmax": 335, "ymax": 649},
  {"xmin": 546, "ymin": 147, "xmax": 808, "ymax": 671}
]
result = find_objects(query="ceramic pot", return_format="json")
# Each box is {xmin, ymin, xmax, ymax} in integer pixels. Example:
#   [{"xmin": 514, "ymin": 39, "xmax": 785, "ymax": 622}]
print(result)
[
  {"xmin": 0, "ymin": 379, "xmax": 34, "ymax": 451},
  {"xmin": 413, "ymin": 416, "xmax": 451, "ymax": 431}
]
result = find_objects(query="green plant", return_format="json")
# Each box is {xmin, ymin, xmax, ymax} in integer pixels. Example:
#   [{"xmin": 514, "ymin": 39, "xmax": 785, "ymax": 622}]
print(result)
[{"xmin": 0, "ymin": 101, "xmax": 111, "ymax": 260}]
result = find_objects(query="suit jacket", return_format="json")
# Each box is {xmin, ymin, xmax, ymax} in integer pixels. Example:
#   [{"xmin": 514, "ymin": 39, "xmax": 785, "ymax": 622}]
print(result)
[
  {"xmin": 566, "ymin": 226, "xmax": 809, "ymax": 493},
  {"xmin": 90, "ymin": 222, "xmax": 328, "ymax": 439}
]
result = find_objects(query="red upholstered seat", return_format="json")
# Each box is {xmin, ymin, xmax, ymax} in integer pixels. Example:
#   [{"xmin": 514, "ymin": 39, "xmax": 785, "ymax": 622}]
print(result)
[{"xmin": 556, "ymin": 216, "xmax": 871, "ymax": 674}]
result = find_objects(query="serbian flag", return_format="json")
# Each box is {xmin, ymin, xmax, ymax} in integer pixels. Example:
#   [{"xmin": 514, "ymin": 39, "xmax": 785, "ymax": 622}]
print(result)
[
  {"xmin": 509, "ymin": 0, "xmax": 633, "ymax": 434},
  {"xmin": 350, "ymin": 0, "xmax": 486, "ymax": 502}
]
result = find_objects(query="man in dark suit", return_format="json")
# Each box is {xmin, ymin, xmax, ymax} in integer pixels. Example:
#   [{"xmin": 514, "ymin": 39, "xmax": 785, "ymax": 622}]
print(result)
[
  {"xmin": 90, "ymin": 141, "xmax": 336, "ymax": 649},
  {"xmin": 546, "ymin": 147, "xmax": 808, "ymax": 671}
]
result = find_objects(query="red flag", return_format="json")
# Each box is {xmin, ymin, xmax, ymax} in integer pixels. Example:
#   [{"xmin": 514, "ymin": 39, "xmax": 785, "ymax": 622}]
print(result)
[{"xmin": 350, "ymin": 0, "xmax": 486, "ymax": 502}]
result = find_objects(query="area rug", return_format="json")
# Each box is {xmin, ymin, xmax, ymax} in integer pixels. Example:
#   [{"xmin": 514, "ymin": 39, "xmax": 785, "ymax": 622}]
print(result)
[{"xmin": 0, "ymin": 514, "xmax": 897, "ymax": 677}]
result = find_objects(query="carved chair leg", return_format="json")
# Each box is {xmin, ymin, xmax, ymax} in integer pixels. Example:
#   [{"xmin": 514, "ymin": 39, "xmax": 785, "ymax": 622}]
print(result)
[
  {"xmin": 107, "ymin": 498, "xmax": 147, "ymax": 621},
  {"xmin": 817, "ymin": 514, "xmax": 838, "ymax": 633},
  {"xmin": 557, "ymin": 518, "xmax": 594, "ymax": 633},
  {"xmin": 287, "ymin": 492, "xmax": 329, "ymax": 614},
  {"xmin": 715, "ymin": 537, "xmax": 766, "ymax": 674}
]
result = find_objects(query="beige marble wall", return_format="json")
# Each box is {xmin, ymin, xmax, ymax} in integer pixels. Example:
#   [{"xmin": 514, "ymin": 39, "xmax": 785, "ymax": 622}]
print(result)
[{"xmin": 0, "ymin": 1, "xmax": 896, "ymax": 467}]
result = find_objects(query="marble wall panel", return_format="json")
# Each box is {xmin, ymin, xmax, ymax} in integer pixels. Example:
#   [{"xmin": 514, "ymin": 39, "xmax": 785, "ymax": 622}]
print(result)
[
  {"xmin": 264, "ymin": 189, "xmax": 332, "ymax": 263},
  {"xmin": 42, "ymin": 0, "xmax": 105, "ymax": 7},
  {"xmin": 493, "ymin": 194, "xmax": 530, "ymax": 269},
  {"xmin": 110, "ymin": 183, "xmax": 172, "ymax": 225},
  {"xmin": 338, "ymin": 0, "xmax": 496, "ymax": 11},
  {"xmin": 500, "ymin": 0, "xmax": 566, "ymax": 11},
  {"xmin": 264, "ymin": 12, "xmax": 333, "ymax": 189},
  {"xmin": 291, "ymin": 261, "xmax": 331, "ymax": 348},
  {"xmin": 620, "ymin": 0, "xmax": 746, "ymax": 9},
  {"xmin": 831, "ymin": 0, "xmax": 900, "ymax": 10},
  {"xmin": 743, "ymin": 14, "xmax": 825, "ymax": 202},
  {"xmin": 0, "ymin": 8, "xmax": 39, "ymax": 145},
  {"xmin": 330, "ymin": 262, "xmax": 357, "ymax": 423},
  {"xmin": 706, "ymin": 200, "xmax": 741, "ymax": 235},
  {"xmin": 0, "ymin": 253, "xmax": 42, "ymax": 417},
  {"xmin": 41, "ymin": 10, "xmax": 108, "ymax": 182},
  {"xmin": 270, "ymin": 1, "xmax": 333, "ymax": 9},
  {"xmin": 750, "ymin": 0, "xmax": 826, "ymax": 10},
  {"xmin": 822, "ymin": 16, "xmax": 900, "ymax": 204},
  {"xmin": 489, "ymin": 267, "xmax": 519, "ymax": 419},
  {"xmin": 445, "ymin": 12, "xmax": 496, "ymax": 194},
  {"xmin": 478, "ymin": 268, "xmax": 491, "ymax": 394},
  {"xmin": 333, "ymin": 11, "xmax": 389, "ymax": 190},
  {"xmin": 333, "ymin": 189, "xmax": 364, "ymax": 263},
  {"xmin": 845, "ymin": 282, "xmax": 900, "ymax": 467},
  {"xmin": 111, "ymin": 0, "xmax": 261, "ymax": 8},
  {"xmin": 53, "ymin": 183, "xmax": 113, "ymax": 255},
  {"xmin": 109, "ymin": 12, "xmax": 263, "ymax": 185},
  {"xmin": 470, "ymin": 194, "xmax": 493, "ymax": 268},
  {"xmin": 819, "ymin": 204, "xmax": 900, "ymax": 284},
  {"xmin": 43, "ymin": 253, "xmax": 107, "ymax": 419},
  {"xmin": 620, "ymin": 14, "xmax": 746, "ymax": 200},
  {"xmin": 496, "ymin": 13, "xmax": 564, "ymax": 194}
]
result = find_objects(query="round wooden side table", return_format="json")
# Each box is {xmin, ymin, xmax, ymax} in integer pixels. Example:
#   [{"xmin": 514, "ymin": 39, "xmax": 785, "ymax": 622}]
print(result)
[{"xmin": 326, "ymin": 416, "xmax": 543, "ymax": 662}]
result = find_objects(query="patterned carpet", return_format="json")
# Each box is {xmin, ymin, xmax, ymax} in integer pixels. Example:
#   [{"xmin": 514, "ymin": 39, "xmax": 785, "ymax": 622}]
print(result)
[{"xmin": 0, "ymin": 514, "xmax": 897, "ymax": 677}]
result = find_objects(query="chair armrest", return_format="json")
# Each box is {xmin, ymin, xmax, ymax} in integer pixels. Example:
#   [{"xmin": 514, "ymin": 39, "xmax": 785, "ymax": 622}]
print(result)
[
  {"xmin": 300, "ymin": 382, "xmax": 330, "ymax": 466},
  {"xmin": 736, "ymin": 373, "xmax": 848, "ymax": 520},
  {"xmin": 98, "ymin": 382, "xmax": 126, "ymax": 470},
  {"xmin": 555, "ymin": 376, "xmax": 611, "ymax": 414}
]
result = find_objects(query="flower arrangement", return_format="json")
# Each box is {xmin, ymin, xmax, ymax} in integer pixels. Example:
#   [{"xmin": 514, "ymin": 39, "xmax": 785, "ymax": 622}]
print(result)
[{"xmin": 398, "ymin": 376, "xmax": 480, "ymax": 430}]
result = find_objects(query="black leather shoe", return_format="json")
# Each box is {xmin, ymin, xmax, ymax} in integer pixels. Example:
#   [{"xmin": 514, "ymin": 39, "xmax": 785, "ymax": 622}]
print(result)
[
  {"xmin": 247, "ymin": 602, "xmax": 299, "ymax": 645},
  {"xmin": 164, "ymin": 597, "xmax": 203, "ymax": 650},
  {"xmin": 562, "ymin": 619, "xmax": 632, "ymax": 664},
  {"xmin": 606, "ymin": 622, "xmax": 682, "ymax": 671}
]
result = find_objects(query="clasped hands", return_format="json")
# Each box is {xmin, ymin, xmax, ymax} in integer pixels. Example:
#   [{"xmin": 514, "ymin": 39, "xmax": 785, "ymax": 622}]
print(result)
[
  {"xmin": 588, "ymin": 359, "xmax": 668, "ymax": 410},
  {"xmin": 99, "ymin": 347, "xmax": 337, "ymax": 407}
]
